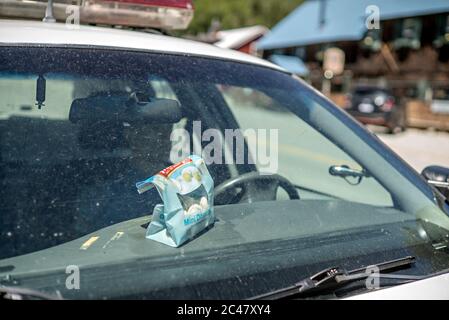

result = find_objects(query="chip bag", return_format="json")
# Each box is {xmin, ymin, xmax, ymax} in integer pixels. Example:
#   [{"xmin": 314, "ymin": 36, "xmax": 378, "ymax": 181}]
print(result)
[{"xmin": 136, "ymin": 155, "xmax": 215, "ymax": 247}]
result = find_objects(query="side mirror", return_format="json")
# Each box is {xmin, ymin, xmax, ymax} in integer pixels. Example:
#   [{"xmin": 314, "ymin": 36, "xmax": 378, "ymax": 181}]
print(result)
[{"xmin": 421, "ymin": 165, "xmax": 449, "ymax": 199}]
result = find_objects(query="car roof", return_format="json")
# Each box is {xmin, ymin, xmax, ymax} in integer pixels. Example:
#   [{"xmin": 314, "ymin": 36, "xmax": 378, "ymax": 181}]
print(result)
[
  {"xmin": 352, "ymin": 85, "xmax": 391, "ymax": 93},
  {"xmin": 0, "ymin": 19, "xmax": 283, "ymax": 72}
]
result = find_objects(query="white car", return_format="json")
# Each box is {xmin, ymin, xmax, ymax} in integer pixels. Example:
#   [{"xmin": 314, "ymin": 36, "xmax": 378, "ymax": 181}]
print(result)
[{"xmin": 1, "ymin": 19, "xmax": 449, "ymax": 300}]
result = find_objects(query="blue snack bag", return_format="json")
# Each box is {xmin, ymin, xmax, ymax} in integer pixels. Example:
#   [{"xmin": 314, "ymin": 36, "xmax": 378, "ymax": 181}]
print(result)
[{"xmin": 136, "ymin": 155, "xmax": 215, "ymax": 247}]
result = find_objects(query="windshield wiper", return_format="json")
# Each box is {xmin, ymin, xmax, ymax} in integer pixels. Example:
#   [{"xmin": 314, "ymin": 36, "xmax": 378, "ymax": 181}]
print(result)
[
  {"xmin": 0, "ymin": 286, "xmax": 63, "ymax": 300},
  {"xmin": 250, "ymin": 256, "xmax": 425, "ymax": 300}
]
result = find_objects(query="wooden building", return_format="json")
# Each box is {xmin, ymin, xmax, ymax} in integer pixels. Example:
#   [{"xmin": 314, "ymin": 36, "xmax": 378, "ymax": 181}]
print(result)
[{"xmin": 257, "ymin": 0, "xmax": 449, "ymax": 130}]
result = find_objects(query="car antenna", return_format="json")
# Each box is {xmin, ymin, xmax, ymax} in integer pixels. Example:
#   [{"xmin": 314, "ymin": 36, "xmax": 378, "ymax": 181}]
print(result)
[{"xmin": 43, "ymin": 0, "xmax": 56, "ymax": 23}]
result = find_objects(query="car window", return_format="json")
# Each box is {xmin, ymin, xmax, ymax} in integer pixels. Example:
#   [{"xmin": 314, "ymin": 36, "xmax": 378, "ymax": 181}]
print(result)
[
  {"xmin": 433, "ymin": 88, "xmax": 449, "ymax": 100},
  {"xmin": 219, "ymin": 85, "xmax": 393, "ymax": 206},
  {"xmin": 0, "ymin": 71, "xmax": 192, "ymax": 258},
  {"xmin": 353, "ymin": 87, "xmax": 388, "ymax": 95}
]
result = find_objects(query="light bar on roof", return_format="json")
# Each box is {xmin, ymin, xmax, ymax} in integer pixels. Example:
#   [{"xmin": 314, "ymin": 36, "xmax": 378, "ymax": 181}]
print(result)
[
  {"xmin": 99, "ymin": 0, "xmax": 193, "ymax": 10},
  {"xmin": 0, "ymin": 0, "xmax": 194, "ymax": 30}
]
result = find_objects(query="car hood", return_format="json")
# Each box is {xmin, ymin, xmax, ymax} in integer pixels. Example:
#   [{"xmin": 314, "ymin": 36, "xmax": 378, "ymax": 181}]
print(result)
[{"xmin": 346, "ymin": 271, "xmax": 449, "ymax": 300}]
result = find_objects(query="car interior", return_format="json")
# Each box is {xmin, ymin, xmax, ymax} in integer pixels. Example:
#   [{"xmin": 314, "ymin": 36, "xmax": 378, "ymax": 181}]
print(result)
[{"xmin": 0, "ymin": 76, "xmax": 240, "ymax": 259}]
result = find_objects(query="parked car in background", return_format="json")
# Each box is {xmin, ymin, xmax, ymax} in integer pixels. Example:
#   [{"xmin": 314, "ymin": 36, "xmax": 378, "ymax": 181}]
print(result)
[
  {"xmin": 344, "ymin": 86, "xmax": 406, "ymax": 134},
  {"xmin": 431, "ymin": 87, "xmax": 449, "ymax": 115}
]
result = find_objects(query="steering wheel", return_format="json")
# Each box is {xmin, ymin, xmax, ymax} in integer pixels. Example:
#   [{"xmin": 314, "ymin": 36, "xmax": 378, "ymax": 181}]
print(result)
[{"xmin": 214, "ymin": 171, "xmax": 300, "ymax": 205}]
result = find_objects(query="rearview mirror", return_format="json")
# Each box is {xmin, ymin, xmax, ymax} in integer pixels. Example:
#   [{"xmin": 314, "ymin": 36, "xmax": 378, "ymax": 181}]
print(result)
[
  {"xmin": 69, "ymin": 93, "xmax": 182, "ymax": 124},
  {"xmin": 421, "ymin": 165, "xmax": 449, "ymax": 198}
]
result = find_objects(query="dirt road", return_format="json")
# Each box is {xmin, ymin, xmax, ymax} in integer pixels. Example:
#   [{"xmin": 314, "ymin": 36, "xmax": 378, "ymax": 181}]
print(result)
[{"xmin": 373, "ymin": 126, "xmax": 449, "ymax": 173}]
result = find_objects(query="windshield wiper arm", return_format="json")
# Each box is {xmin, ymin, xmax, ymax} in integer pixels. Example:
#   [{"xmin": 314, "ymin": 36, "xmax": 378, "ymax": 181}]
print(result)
[
  {"xmin": 0, "ymin": 286, "xmax": 63, "ymax": 300},
  {"xmin": 250, "ymin": 256, "xmax": 424, "ymax": 300}
]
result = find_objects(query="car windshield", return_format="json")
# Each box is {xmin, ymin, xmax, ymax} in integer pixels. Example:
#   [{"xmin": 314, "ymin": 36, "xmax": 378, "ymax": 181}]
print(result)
[{"xmin": 1, "ymin": 47, "xmax": 449, "ymax": 299}]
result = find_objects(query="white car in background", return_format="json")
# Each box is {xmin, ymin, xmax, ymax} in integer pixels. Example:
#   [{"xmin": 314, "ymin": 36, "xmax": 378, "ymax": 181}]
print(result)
[
  {"xmin": 1, "ymin": 14, "xmax": 449, "ymax": 300},
  {"xmin": 431, "ymin": 88, "xmax": 449, "ymax": 115}
]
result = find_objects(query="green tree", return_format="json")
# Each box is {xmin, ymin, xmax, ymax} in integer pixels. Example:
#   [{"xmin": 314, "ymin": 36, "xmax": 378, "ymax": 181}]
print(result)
[{"xmin": 182, "ymin": 0, "xmax": 304, "ymax": 35}]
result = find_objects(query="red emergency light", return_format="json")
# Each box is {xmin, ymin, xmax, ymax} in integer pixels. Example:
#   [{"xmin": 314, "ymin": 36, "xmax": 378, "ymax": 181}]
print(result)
[
  {"xmin": 0, "ymin": 0, "xmax": 194, "ymax": 30},
  {"xmin": 100, "ymin": 0, "xmax": 193, "ymax": 10}
]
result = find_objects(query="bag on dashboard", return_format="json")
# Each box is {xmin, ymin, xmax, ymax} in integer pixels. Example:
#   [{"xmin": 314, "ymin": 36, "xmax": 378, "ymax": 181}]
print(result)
[{"xmin": 136, "ymin": 155, "xmax": 215, "ymax": 247}]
